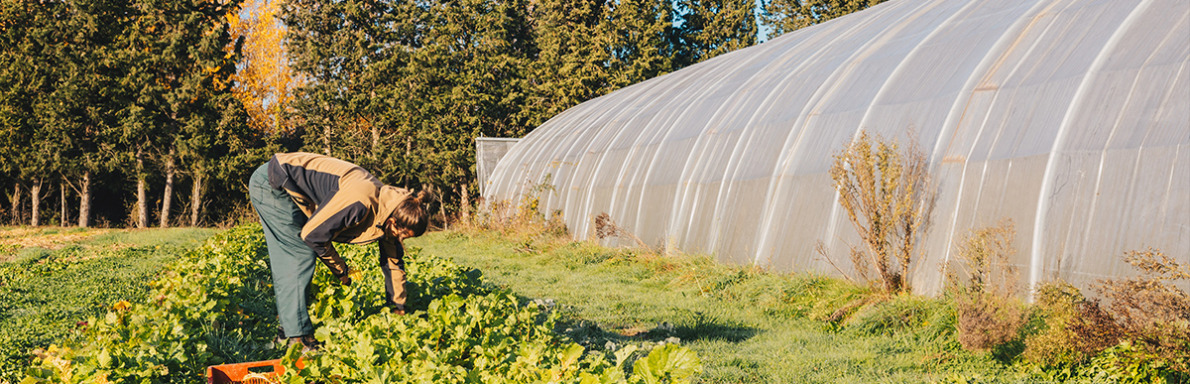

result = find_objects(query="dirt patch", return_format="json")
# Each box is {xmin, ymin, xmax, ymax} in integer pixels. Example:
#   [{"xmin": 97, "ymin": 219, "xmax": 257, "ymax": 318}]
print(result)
[
  {"xmin": 0, "ymin": 227, "xmax": 112, "ymax": 262},
  {"xmin": 615, "ymin": 325, "xmax": 651, "ymax": 337}
]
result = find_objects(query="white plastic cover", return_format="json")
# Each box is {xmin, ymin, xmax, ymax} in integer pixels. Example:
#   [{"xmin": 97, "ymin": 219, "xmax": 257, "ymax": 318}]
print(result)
[
  {"xmin": 475, "ymin": 137, "xmax": 522, "ymax": 195},
  {"xmin": 485, "ymin": 0, "xmax": 1190, "ymax": 295}
]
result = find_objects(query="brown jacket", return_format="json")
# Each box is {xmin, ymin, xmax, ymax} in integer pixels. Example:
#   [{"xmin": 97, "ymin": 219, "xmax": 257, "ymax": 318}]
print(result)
[{"xmin": 267, "ymin": 152, "xmax": 410, "ymax": 280}]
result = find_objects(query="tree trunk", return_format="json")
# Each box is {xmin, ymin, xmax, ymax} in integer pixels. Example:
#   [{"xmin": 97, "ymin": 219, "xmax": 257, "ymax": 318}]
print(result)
[
  {"xmin": 30, "ymin": 178, "xmax": 42, "ymax": 227},
  {"xmin": 370, "ymin": 91, "xmax": 380, "ymax": 152},
  {"xmin": 79, "ymin": 171, "xmax": 90, "ymax": 228},
  {"xmin": 137, "ymin": 176, "xmax": 148, "ymax": 228},
  {"xmin": 438, "ymin": 185, "xmax": 447, "ymax": 228},
  {"xmin": 371, "ymin": 123, "xmax": 379, "ymax": 151},
  {"xmin": 60, "ymin": 179, "xmax": 68, "ymax": 227},
  {"xmin": 160, "ymin": 150, "xmax": 175, "ymax": 228},
  {"xmin": 323, "ymin": 104, "xmax": 333, "ymax": 155},
  {"xmin": 190, "ymin": 172, "xmax": 204, "ymax": 226},
  {"xmin": 323, "ymin": 124, "xmax": 332, "ymax": 155},
  {"xmin": 136, "ymin": 151, "xmax": 148, "ymax": 228},
  {"xmin": 458, "ymin": 183, "xmax": 470, "ymax": 223},
  {"xmin": 9, "ymin": 183, "xmax": 20, "ymax": 225}
]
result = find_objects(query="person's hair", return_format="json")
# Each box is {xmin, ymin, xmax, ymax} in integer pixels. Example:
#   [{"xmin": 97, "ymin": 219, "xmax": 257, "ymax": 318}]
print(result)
[{"xmin": 392, "ymin": 190, "xmax": 430, "ymax": 237}]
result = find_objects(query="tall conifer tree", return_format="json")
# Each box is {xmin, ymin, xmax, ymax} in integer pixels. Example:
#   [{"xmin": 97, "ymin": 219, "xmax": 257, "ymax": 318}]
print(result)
[
  {"xmin": 283, "ymin": 0, "xmax": 412, "ymax": 170},
  {"xmin": 401, "ymin": 0, "xmax": 533, "ymax": 210},
  {"xmin": 761, "ymin": 0, "xmax": 889, "ymax": 36},
  {"xmin": 38, "ymin": 0, "xmax": 131, "ymax": 228},
  {"xmin": 117, "ymin": 0, "xmax": 242, "ymax": 227},
  {"xmin": 605, "ymin": 0, "xmax": 674, "ymax": 87},
  {"xmin": 523, "ymin": 0, "xmax": 612, "ymax": 128},
  {"xmin": 285, "ymin": 0, "xmax": 535, "ymax": 210},
  {"xmin": 673, "ymin": 0, "xmax": 757, "ymax": 67}
]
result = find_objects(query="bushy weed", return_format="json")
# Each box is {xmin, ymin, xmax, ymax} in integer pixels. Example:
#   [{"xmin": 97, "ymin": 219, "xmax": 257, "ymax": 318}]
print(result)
[
  {"xmin": 1021, "ymin": 249, "xmax": 1189, "ymax": 383},
  {"xmin": 1023, "ymin": 281, "xmax": 1105, "ymax": 368},
  {"xmin": 826, "ymin": 131, "xmax": 935, "ymax": 294},
  {"xmin": 953, "ymin": 292, "xmax": 1026, "ymax": 353},
  {"xmin": 459, "ymin": 177, "xmax": 567, "ymax": 240},
  {"xmin": 946, "ymin": 220, "xmax": 1026, "ymax": 352},
  {"xmin": 1094, "ymin": 249, "xmax": 1189, "ymax": 378}
]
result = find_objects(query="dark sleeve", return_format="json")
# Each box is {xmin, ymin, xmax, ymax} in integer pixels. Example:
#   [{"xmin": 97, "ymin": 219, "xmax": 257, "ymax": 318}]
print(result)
[
  {"xmin": 301, "ymin": 202, "xmax": 369, "ymax": 278},
  {"xmin": 266, "ymin": 155, "xmax": 288, "ymax": 190},
  {"xmin": 379, "ymin": 236, "xmax": 406, "ymax": 306},
  {"xmin": 311, "ymin": 243, "xmax": 349, "ymax": 278}
]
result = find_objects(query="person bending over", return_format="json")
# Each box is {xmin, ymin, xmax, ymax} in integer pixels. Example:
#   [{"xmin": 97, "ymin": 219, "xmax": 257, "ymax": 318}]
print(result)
[{"xmin": 248, "ymin": 152, "xmax": 428, "ymax": 350}]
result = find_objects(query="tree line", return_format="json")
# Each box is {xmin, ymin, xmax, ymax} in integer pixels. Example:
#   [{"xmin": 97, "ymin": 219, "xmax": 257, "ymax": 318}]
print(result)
[{"xmin": 0, "ymin": 0, "xmax": 884, "ymax": 228}]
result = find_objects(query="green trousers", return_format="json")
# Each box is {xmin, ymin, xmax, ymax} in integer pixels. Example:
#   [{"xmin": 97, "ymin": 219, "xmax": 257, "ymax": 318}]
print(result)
[{"xmin": 249, "ymin": 163, "xmax": 316, "ymax": 338}]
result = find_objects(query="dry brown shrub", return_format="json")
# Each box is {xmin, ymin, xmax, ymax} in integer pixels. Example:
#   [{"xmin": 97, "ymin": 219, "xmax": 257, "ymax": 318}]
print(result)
[
  {"xmin": 955, "ymin": 292, "xmax": 1026, "ymax": 351},
  {"xmin": 593, "ymin": 212, "xmax": 617, "ymax": 240},
  {"xmin": 461, "ymin": 177, "xmax": 567, "ymax": 238},
  {"xmin": 827, "ymin": 131, "xmax": 935, "ymax": 294},
  {"xmin": 1095, "ymin": 248, "xmax": 1190, "ymax": 374},
  {"xmin": 1025, "ymin": 249, "xmax": 1189, "ymax": 374},
  {"xmin": 1067, "ymin": 300, "xmax": 1123, "ymax": 357},
  {"xmin": 593, "ymin": 212, "xmax": 650, "ymax": 250},
  {"xmin": 947, "ymin": 219, "xmax": 1026, "ymax": 351},
  {"xmin": 949, "ymin": 219, "xmax": 1017, "ymax": 296}
]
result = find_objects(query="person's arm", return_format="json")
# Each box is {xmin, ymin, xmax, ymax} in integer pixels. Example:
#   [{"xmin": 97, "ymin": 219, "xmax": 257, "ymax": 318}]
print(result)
[
  {"xmin": 307, "ymin": 241, "xmax": 350, "ymax": 282},
  {"xmin": 301, "ymin": 202, "xmax": 370, "ymax": 282},
  {"xmin": 379, "ymin": 236, "xmax": 407, "ymax": 309}
]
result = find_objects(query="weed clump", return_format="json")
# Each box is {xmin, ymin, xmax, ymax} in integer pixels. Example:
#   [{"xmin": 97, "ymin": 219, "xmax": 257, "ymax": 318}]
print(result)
[
  {"xmin": 1022, "ymin": 249, "xmax": 1189, "ymax": 383},
  {"xmin": 1023, "ymin": 281, "xmax": 1120, "ymax": 368},
  {"xmin": 954, "ymin": 293, "xmax": 1026, "ymax": 352},
  {"xmin": 947, "ymin": 220, "xmax": 1025, "ymax": 352},
  {"xmin": 846, "ymin": 295, "xmax": 952, "ymax": 338},
  {"xmin": 826, "ymin": 131, "xmax": 934, "ymax": 294},
  {"xmin": 594, "ymin": 212, "xmax": 651, "ymax": 250},
  {"xmin": 1094, "ymin": 248, "xmax": 1190, "ymax": 376},
  {"xmin": 460, "ymin": 176, "xmax": 567, "ymax": 239}
]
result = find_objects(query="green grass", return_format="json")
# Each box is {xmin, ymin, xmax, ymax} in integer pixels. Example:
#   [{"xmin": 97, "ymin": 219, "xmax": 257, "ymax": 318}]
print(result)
[
  {"xmin": 411, "ymin": 230, "xmax": 1040, "ymax": 383},
  {"xmin": 0, "ymin": 227, "xmax": 217, "ymax": 381}
]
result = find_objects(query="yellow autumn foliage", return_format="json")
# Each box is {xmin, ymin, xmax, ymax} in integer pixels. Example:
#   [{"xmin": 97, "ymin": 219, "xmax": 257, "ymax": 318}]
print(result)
[{"xmin": 228, "ymin": 0, "xmax": 305, "ymax": 134}]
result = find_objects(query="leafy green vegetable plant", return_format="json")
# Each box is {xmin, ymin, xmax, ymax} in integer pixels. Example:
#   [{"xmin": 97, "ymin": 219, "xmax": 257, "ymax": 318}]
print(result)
[{"xmin": 20, "ymin": 225, "xmax": 701, "ymax": 383}]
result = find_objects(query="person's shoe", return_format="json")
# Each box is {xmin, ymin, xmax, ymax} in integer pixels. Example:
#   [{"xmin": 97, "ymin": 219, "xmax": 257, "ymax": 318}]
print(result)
[
  {"xmin": 289, "ymin": 334, "xmax": 321, "ymax": 352},
  {"xmin": 391, "ymin": 305, "xmax": 406, "ymax": 316},
  {"xmin": 269, "ymin": 328, "xmax": 287, "ymax": 349}
]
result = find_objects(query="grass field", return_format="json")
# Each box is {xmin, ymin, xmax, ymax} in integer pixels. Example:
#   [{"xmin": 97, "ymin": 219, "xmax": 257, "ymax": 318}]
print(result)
[
  {"xmin": 412, "ymin": 230, "xmax": 1034, "ymax": 383},
  {"xmin": 4, "ymin": 225, "xmax": 1182, "ymax": 383},
  {"xmin": 0, "ymin": 227, "xmax": 217, "ymax": 380}
]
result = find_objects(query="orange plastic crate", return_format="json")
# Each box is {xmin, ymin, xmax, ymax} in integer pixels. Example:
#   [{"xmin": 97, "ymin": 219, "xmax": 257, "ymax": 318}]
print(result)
[{"xmin": 206, "ymin": 358, "xmax": 304, "ymax": 384}]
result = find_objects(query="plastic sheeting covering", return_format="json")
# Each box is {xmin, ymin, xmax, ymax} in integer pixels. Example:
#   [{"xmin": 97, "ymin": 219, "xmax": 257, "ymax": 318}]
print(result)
[
  {"xmin": 484, "ymin": 0, "xmax": 1190, "ymax": 295},
  {"xmin": 476, "ymin": 138, "xmax": 522, "ymax": 195}
]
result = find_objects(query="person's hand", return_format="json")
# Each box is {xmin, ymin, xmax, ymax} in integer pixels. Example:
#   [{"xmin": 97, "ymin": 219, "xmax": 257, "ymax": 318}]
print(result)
[{"xmin": 338, "ymin": 268, "xmax": 361, "ymax": 286}]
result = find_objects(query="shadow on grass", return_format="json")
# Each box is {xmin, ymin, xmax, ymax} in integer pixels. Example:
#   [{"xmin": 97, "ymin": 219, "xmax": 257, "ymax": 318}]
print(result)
[
  {"xmin": 553, "ymin": 309, "xmax": 760, "ymax": 350},
  {"xmin": 992, "ymin": 338, "xmax": 1026, "ymax": 364},
  {"xmin": 661, "ymin": 313, "xmax": 759, "ymax": 344}
]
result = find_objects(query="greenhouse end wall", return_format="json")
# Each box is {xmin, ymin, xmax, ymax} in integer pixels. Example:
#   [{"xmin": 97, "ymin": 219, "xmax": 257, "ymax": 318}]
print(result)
[{"xmin": 484, "ymin": 0, "xmax": 1190, "ymax": 296}]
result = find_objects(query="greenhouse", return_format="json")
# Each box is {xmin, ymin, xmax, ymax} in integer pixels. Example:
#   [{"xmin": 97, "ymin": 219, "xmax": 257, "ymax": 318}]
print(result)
[{"xmin": 484, "ymin": 0, "xmax": 1190, "ymax": 295}]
